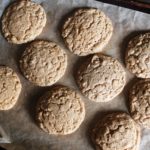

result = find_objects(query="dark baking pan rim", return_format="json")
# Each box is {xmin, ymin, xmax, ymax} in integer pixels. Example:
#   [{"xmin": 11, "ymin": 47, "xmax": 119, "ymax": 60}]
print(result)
[{"xmin": 95, "ymin": 0, "xmax": 150, "ymax": 14}]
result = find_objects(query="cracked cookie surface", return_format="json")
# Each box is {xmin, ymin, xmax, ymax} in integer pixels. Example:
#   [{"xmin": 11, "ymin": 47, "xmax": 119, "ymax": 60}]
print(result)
[
  {"xmin": 91, "ymin": 112, "xmax": 141, "ymax": 150},
  {"xmin": 0, "ymin": 66, "xmax": 22, "ymax": 110},
  {"xmin": 129, "ymin": 80, "xmax": 150, "ymax": 129},
  {"xmin": 126, "ymin": 33, "xmax": 150, "ymax": 78},
  {"xmin": 20, "ymin": 40, "xmax": 67, "ymax": 86},
  {"xmin": 2, "ymin": 0, "xmax": 46, "ymax": 44},
  {"xmin": 36, "ymin": 85, "xmax": 85, "ymax": 135},
  {"xmin": 62, "ymin": 8, "xmax": 113, "ymax": 56},
  {"xmin": 76, "ymin": 54, "xmax": 126, "ymax": 102}
]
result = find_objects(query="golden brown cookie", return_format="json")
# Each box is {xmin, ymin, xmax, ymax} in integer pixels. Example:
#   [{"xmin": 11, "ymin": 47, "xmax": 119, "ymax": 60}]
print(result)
[
  {"xmin": 2, "ymin": 1, "xmax": 46, "ymax": 44},
  {"xmin": 20, "ymin": 40, "xmax": 67, "ymax": 86},
  {"xmin": 0, "ymin": 66, "xmax": 22, "ymax": 110},
  {"xmin": 91, "ymin": 112, "xmax": 141, "ymax": 150},
  {"xmin": 76, "ymin": 54, "xmax": 126, "ymax": 102},
  {"xmin": 129, "ymin": 79, "xmax": 150, "ymax": 129},
  {"xmin": 36, "ymin": 85, "xmax": 85, "ymax": 135},
  {"xmin": 62, "ymin": 8, "xmax": 113, "ymax": 56},
  {"xmin": 126, "ymin": 33, "xmax": 150, "ymax": 78}
]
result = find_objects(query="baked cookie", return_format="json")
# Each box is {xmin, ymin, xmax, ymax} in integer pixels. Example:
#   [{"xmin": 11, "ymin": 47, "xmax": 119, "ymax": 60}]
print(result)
[
  {"xmin": 0, "ymin": 66, "xmax": 22, "ymax": 110},
  {"xmin": 91, "ymin": 112, "xmax": 141, "ymax": 150},
  {"xmin": 76, "ymin": 54, "xmax": 126, "ymax": 102},
  {"xmin": 20, "ymin": 40, "xmax": 67, "ymax": 86},
  {"xmin": 36, "ymin": 85, "xmax": 85, "ymax": 135},
  {"xmin": 61, "ymin": 8, "xmax": 113, "ymax": 56},
  {"xmin": 129, "ymin": 79, "xmax": 150, "ymax": 129},
  {"xmin": 2, "ymin": 1, "xmax": 46, "ymax": 44},
  {"xmin": 126, "ymin": 33, "xmax": 150, "ymax": 78}
]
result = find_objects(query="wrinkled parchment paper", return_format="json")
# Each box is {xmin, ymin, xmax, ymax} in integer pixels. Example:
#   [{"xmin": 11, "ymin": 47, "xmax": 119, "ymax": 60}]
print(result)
[{"xmin": 0, "ymin": 0, "xmax": 150, "ymax": 149}]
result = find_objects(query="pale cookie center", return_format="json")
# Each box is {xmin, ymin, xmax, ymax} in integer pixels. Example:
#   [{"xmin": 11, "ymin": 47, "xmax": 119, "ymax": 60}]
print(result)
[{"xmin": 9, "ymin": 15, "xmax": 28, "ymax": 35}]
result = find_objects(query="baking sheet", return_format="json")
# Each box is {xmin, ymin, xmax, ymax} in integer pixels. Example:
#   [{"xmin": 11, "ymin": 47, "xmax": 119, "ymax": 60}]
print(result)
[{"xmin": 0, "ymin": 0, "xmax": 150, "ymax": 149}]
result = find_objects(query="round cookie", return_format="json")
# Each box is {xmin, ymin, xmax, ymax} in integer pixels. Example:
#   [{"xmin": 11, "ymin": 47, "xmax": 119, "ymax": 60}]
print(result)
[
  {"xmin": 20, "ymin": 40, "xmax": 67, "ymax": 86},
  {"xmin": 2, "ymin": 1, "xmax": 46, "ymax": 44},
  {"xmin": 61, "ymin": 8, "xmax": 113, "ymax": 56},
  {"xmin": 0, "ymin": 66, "xmax": 22, "ymax": 110},
  {"xmin": 76, "ymin": 54, "xmax": 126, "ymax": 102},
  {"xmin": 91, "ymin": 112, "xmax": 141, "ymax": 150},
  {"xmin": 125, "ymin": 33, "xmax": 150, "ymax": 78},
  {"xmin": 129, "ymin": 79, "xmax": 150, "ymax": 129},
  {"xmin": 36, "ymin": 85, "xmax": 85, "ymax": 135}
]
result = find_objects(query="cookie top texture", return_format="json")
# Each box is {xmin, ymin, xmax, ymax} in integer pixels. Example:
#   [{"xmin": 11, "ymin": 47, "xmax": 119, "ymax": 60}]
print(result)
[
  {"xmin": 20, "ymin": 40, "xmax": 67, "ymax": 86},
  {"xmin": 36, "ymin": 85, "xmax": 85, "ymax": 135},
  {"xmin": 92, "ymin": 112, "xmax": 141, "ymax": 150},
  {"xmin": 129, "ymin": 79, "xmax": 150, "ymax": 129},
  {"xmin": 2, "ymin": 0, "xmax": 47, "ymax": 44},
  {"xmin": 126, "ymin": 33, "xmax": 150, "ymax": 78},
  {"xmin": 76, "ymin": 54, "xmax": 126, "ymax": 102},
  {"xmin": 0, "ymin": 66, "xmax": 22, "ymax": 110},
  {"xmin": 62, "ymin": 8, "xmax": 113, "ymax": 56}
]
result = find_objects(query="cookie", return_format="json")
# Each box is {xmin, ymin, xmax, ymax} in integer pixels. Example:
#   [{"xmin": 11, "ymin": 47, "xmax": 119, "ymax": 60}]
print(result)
[
  {"xmin": 91, "ymin": 112, "xmax": 141, "ymax": 150},
  {"xmin": 2, "ymin": 1, "xmax": 46, "ymax": 44},
  {"xmin": 125, "ymin": 33, "xmax": 150, "ymax": 78},
  {"xmin": 20, "ymin": 40, "xmax": 67, "ymax": 86},
  {"xmin": 129, "ymin": 79, "xmax": 150, "ymax": 129},
  {"xmin": 61, "ymin": 8, "xmax": 113, "ymax": 56},
  {"xmin": 76, "ymin": 54, "xmax": 126, "ymax": 102},
  {"xmin": 0, "ymin": 66, "xmax": 22, "ymax": 110},
  {"xmin": 36, "ymin": 85, "xmax": 85, "ymax": 135}
]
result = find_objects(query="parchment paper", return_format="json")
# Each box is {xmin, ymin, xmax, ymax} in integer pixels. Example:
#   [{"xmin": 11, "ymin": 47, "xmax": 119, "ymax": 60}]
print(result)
[{"xmin": 0, "ymin": 0, "xmax": 150, "ymax": 149}]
